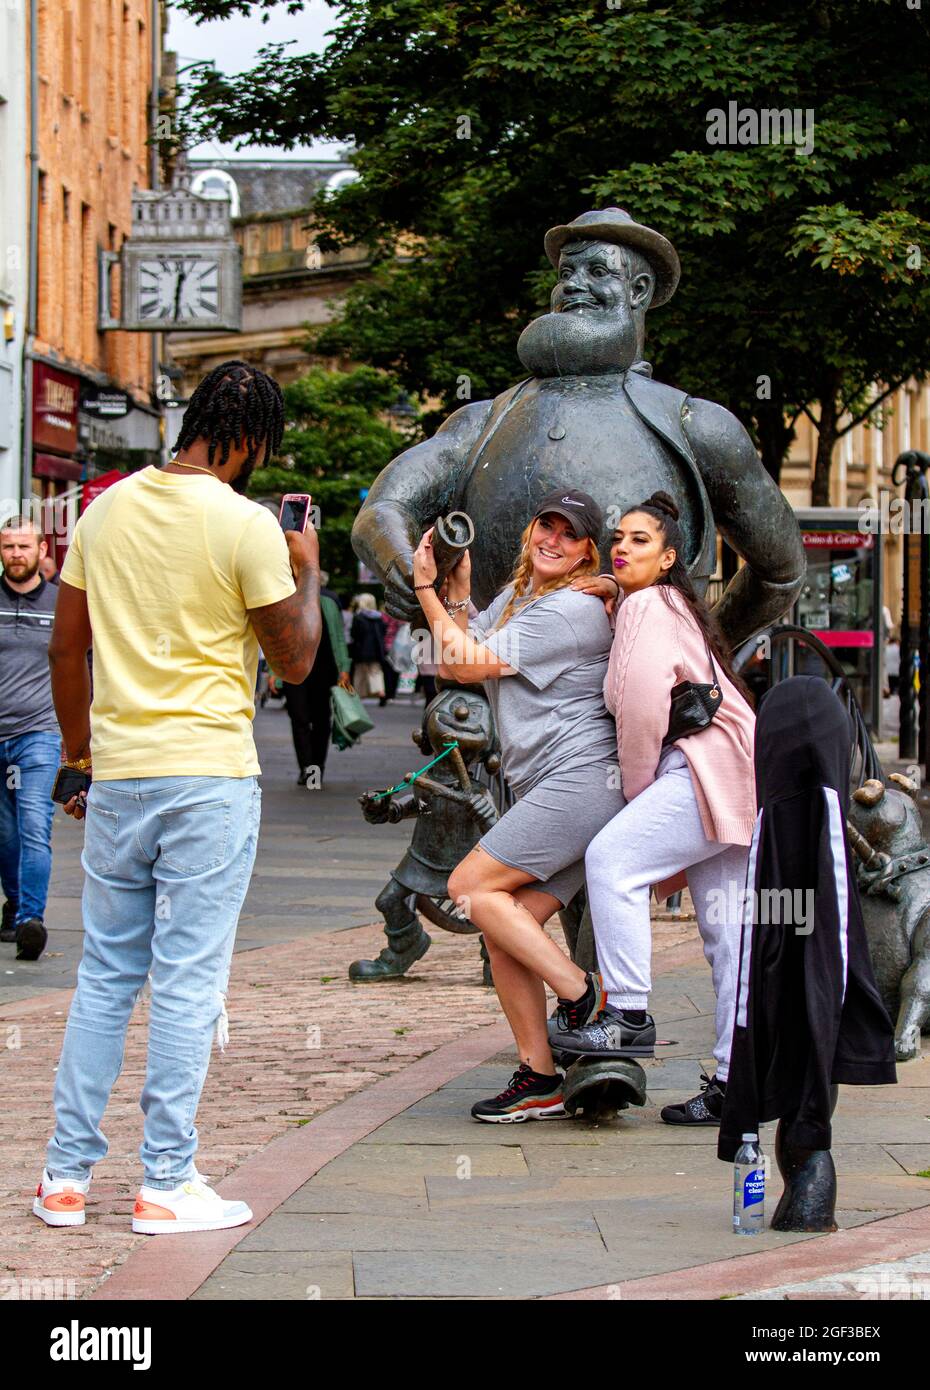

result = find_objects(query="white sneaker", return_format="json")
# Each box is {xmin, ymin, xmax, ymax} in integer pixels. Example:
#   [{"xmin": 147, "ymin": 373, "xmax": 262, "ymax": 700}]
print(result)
[
  {"xmin": 33, "ymin": 1168, "xmax": 90, "ymax": 1227},
  {"xmin": 132, "ymin": 1173, "xmax": 253, "ymax": 1235}
]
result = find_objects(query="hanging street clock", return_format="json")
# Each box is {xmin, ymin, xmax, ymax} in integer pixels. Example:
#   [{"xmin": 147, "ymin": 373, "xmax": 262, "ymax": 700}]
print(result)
[{"xmin": 101, "ymin": 182, "xmax": 242, "ymax": 333}]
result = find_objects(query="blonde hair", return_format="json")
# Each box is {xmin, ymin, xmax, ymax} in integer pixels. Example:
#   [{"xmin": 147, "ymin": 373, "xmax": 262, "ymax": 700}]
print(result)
[{"xmin": 491, "ymin": 521, "xmax": 601, "ymax": 630}]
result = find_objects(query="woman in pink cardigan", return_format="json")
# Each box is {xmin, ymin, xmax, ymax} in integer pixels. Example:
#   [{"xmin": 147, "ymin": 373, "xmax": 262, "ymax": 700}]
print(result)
[{"xmin": 558, "ymin": 491, "xmax": 756, "ymax": 1126}]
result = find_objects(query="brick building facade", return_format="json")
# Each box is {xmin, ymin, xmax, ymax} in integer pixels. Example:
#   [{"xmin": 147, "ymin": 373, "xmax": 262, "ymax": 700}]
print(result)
[{"xmin": 25, "ymin": 0, "xmax": 162, "ymax": 531}]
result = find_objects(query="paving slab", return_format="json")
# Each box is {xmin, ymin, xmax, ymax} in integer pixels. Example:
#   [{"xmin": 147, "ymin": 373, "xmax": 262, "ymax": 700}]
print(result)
[
  {"xmin": 353, "ymin": 1249, "xmax": 627, "ymax": 1300},
  {"xmin": 193, "ymin": 1251, "xmax": 355, "ymax": 1300},
  {"xmin": 236, "ymin": 1210, "xmax": 607, "ymax": 1255},
  {"xmin": 314, "ymin": 1142, "xmax": 530, "ymax": 1180},
  {"xmin": 424, "ymin": 1173, "xmax": 717, "ymax": 1209},
  {"xmin": 359, "ymin": 1115, "xmax": 603, "ymax": 1145},
  {"xmin": 884, "ymin": 1145, "xmax": 930, "ymax": 1175}
]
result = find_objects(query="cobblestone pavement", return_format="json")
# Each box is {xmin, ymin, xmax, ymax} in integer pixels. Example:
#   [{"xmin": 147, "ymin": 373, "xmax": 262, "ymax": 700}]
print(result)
[{"xmin": 1, "ymin": 919, "xmax": 508, "ymax": 1299}]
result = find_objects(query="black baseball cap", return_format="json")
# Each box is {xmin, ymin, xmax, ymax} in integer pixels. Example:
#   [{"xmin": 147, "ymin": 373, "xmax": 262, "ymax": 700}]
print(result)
[{"xmin": 532, "ymin": 488, "xmax": 603, "ymax": 542}]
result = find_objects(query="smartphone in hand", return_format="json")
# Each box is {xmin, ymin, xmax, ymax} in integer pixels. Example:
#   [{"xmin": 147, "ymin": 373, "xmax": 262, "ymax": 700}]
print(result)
[{"xmin": 278, "ymin": 494, "xmax": 312, "ymax": 533}]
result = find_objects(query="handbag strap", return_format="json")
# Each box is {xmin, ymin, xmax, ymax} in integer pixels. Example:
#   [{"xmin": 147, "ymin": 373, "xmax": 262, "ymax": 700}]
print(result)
[
  {"xmin": 671, "ymin": 587, "xmax": 721, "ymax": 690},
  {"xmin": 702, "ymin": 632, "xmax": 720, "ymax": 691}
]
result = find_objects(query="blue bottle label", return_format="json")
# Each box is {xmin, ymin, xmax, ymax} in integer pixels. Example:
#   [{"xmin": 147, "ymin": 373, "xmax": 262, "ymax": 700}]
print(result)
[{"xmin": 743, "ymin": 1169, "xmax": 765, "ymax": 1207}]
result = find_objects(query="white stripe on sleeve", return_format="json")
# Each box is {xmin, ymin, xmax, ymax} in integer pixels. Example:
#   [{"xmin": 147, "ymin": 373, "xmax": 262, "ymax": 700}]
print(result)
[
  {"xmin": 823, "ymin": 785, "xmax": 850, "ymax": 1004},
  {"xmin": 735, "ymin": 809, "xmax": 764, "ymax": 1029}
]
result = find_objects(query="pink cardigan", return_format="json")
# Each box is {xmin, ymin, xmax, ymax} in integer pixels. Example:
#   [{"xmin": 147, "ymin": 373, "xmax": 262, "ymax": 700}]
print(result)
[{"xmin": 604, "ymin": 586, "xmax": 757, "ymax": 850}]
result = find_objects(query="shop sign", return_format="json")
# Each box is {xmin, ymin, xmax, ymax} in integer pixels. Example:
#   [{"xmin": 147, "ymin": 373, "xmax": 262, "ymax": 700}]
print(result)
[{"xmin": 33, "ymin": 363, "xmax": 79, "ymax": 453}]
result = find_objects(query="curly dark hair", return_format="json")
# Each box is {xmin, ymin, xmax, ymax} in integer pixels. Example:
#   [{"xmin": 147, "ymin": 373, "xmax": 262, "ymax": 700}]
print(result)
[{"xmin": 174, "ymin": 360, "xmax": 285, "ymax": 468}]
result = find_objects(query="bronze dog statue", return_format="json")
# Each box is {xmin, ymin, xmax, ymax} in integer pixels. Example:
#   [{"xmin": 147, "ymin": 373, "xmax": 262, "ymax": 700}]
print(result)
[{"xmin": 848, "ymin": 774, "xmax": 930, "ymax": 1061}]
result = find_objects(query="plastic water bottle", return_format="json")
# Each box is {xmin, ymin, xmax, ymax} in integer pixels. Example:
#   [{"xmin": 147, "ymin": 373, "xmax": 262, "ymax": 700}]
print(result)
[{"xmin": 733, "ymin": 1132, "xmax": 765, "ymax": 1235}]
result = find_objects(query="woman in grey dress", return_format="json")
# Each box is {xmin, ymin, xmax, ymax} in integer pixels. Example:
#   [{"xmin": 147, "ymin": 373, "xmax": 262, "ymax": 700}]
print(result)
[{"xmin": 412, "ymin": 489, "xmax": 624, "ymax": 1122}]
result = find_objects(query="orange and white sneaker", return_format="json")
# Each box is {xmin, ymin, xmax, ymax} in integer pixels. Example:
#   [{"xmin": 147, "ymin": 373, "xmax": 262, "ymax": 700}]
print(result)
[
  {"xmin": 33, "ymin": 1169, "xmax": 90, "ymax": 1227},
  {"xmin": 132, "ymin": 1173, "xmax": 252, "ymax": 1235}
]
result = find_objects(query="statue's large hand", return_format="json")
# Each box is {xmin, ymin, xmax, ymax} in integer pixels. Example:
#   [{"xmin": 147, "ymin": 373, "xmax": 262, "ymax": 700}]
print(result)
[{"xmin": 383, "ymin": 554, "xmax": 422, "ymax": 622}]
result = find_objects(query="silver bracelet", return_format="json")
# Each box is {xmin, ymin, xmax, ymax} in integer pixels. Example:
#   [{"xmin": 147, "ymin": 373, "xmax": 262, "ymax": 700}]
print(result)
[{"xmin": 443, "ymin": 595, "xmax": 470, "ymax": 613}]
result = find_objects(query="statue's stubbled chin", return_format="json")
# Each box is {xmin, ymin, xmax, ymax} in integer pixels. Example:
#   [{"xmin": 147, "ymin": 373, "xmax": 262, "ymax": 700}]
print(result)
[{"xmin": 516, "ymin": 307, "xmax": 638, "ymax": 378}]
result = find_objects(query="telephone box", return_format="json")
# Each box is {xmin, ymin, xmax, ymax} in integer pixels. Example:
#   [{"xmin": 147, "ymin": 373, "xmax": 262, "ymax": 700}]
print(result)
[{"xmin": 792, "ymin": 507, "xmax": 883, "ymax": 730}]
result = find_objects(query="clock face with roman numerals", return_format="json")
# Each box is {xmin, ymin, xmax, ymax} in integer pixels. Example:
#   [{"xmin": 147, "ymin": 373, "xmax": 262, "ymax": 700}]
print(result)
[{"xmin": 137, "ymin": 256, "xmax": 221, "ymax": 323}]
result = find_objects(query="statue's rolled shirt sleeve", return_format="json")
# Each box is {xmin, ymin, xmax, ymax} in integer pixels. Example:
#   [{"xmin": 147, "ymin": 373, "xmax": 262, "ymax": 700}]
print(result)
[{"xmin": 684, "ymin": 397, "xmax": 806, "ymax": 646}]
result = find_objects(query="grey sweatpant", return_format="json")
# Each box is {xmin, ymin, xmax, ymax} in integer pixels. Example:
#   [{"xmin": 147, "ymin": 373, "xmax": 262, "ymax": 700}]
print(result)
[{"xmin": 584, "ymin": 748, "xmax": 749, "ymax": 1079}]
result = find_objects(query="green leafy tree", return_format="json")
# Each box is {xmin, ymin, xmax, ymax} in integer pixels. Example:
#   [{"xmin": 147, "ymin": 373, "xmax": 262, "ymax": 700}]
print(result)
[
  {"xmin": 250, "ymin": 365, "xmax": 419, "ymax": 593},
  {"xmin": 179, "ymin": 0, "xmax": 930, "ymax": 493}
]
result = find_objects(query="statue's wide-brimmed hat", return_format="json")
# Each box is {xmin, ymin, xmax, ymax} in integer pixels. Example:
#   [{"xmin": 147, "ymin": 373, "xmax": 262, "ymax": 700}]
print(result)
[{"xmin": 544, "ymin": 207, "xmax": 681, "ymax": 308}]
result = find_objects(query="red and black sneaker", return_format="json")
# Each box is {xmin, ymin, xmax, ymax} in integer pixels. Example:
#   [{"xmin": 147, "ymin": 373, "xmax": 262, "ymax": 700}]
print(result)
[{"xmin": 470, "ymin": 1064, "xmax": 568, "ymax": 1123}]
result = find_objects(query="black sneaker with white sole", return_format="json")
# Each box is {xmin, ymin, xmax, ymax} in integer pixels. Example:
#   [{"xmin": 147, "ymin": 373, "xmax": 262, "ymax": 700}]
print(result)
[
  {"xmin": 471, "ymin": 1064, "xmax": 568, "ymax": 1123},
  {"xmin": 660, "ymin": 1072, "xmax": 726, "ymax": 1126},
  {"xmin": 555, "ymin": 1004, "xmax": 656, "ymax": 1058}
]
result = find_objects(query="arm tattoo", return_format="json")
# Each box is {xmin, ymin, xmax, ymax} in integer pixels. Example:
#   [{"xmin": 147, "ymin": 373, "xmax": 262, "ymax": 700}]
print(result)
[{"xmin": 249, "ymin": 567, "xmax": 322, "ymax": 682}]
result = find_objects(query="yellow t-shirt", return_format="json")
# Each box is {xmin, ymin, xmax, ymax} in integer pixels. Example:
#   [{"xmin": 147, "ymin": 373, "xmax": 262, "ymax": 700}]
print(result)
[{"xmin": 61, "ymin": 466, "xmax": 295, "ymax": 779}]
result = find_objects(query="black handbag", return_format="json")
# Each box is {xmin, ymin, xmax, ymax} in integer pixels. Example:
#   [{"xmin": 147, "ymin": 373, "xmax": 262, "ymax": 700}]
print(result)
[{"xmin": 663, "ymin": 635, "xmax": 723, "ymax": 746}]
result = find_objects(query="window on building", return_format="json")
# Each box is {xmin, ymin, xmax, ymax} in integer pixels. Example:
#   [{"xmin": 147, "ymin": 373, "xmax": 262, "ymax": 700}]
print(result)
[
  {"xmin": 80, "ymin": 0, "xmax": 93, "ymax": 111},
  {"xmin": 138, "ymin": 18, "xmax": 147, "ymax": 160},
  {"xmin": 61, "ymin": 188, "xmax": 72, "ymax": 354},
  {"xmin": 107, "ymin": 0, "xmax": 118, "ymax": 137},
  {"xmin": 266, "ymin": 222, "xmax": 283, "ymax": 253},
  {"xmin": 62, "ymin": 2, "xmax": 76, "ymax": 99},
  {"xmin": 36, "ymin": 172, "xmax": 49, "ymax": 341},
  {"xmin": 81, "ymin": 204, "xmax": 94, "ymax": 364},
  {"xmin": 121, "ymin": 4, "xmax": 130, "ymax": 146}
]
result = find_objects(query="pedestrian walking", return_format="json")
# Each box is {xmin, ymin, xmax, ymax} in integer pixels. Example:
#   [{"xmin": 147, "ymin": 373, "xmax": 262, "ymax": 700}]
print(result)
[
  {"xmin": 555, "ymin": 492, "xmax": 757, "ymax": 1126},
  {"xmin": 34, "ymin": 361, "xmax": 321, "ymax": 1236},
  {"xmin": 412, "ymin": 488, "xmax": 627, "ymax": 1122},
  {"xmin": 39, "ymin": 553, "xmax": 60, "ymax": 585},
  {"xmin": 283, "ymin": 569, "xmax": 352, "ymax": 786},
  {"xmin": 380, "ymin": 612, "xmax": 401, "ymax": 705},
  {"xmin": 349, "ymin": 592, "xmax": 387, "ymax": 699},
  {"xmin": 0, "ymin": 514, "xmax": 60, "ymax": 961}
]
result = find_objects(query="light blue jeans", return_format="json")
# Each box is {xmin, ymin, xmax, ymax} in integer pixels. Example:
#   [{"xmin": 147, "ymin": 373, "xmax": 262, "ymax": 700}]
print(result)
[{"xmin": 46, "ymin": 775, "xmax": 261, "ymax": 1189}]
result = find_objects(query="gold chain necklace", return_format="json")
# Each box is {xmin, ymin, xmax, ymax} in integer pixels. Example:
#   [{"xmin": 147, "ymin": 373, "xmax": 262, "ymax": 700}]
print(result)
[{"xmin": 168, "ymin": 461, "xmax": 216, "ymax": 477}]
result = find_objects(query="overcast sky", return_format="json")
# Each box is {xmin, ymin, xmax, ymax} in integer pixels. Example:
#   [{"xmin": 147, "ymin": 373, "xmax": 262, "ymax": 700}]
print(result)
[{"xmin": 166, "ymin": 0, "xmax": 341, "ymax": 161}]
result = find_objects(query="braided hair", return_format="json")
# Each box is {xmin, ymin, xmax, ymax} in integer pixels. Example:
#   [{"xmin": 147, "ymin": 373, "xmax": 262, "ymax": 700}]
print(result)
[
  {"xmin": 174, "ymin": 361, "xmax": 285, "ymax": 469},
  {"xmin": 626, "ymin": 491, "xmax": 753, "ymax": 706}
]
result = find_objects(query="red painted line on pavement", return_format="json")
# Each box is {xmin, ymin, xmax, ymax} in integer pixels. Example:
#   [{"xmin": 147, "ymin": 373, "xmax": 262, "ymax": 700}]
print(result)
[
  {"xmin": 90, "ymin": 1019, "xmax": 513, "ymax": 1301},
  {"xmin": 543, "ymin": 1201, "xmax": 930, "ymax": 1301}
]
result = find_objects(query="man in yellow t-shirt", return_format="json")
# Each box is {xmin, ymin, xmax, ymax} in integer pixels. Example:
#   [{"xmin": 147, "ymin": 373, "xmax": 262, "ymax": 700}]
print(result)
[{"xmin": 34, "ymin": 362, "xmax": 321, "ymax": 1238}]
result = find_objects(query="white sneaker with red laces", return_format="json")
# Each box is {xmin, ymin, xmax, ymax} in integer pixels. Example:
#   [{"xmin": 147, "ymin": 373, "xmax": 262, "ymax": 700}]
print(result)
[
  {"xmin": 33, "ymin": 1169, "xmax": 90, "ymax": 1227},
  {"xmin": 132, "ymin": 1173, "xmax": 252, "ymax": 1235}
]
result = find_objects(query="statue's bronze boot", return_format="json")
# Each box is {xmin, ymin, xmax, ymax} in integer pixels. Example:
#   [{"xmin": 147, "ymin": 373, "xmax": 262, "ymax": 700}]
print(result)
[
  {"xmin": 348, "ymin": 928, "xmax": 431, "ymax": 981},
  {"xmin": 771, "ymin": 1119, "xmax": 838, "ymax": 1233}
]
